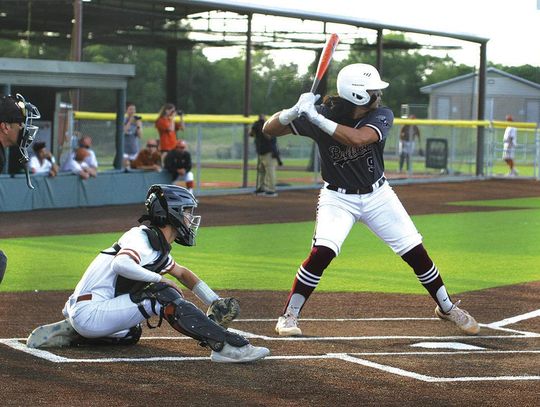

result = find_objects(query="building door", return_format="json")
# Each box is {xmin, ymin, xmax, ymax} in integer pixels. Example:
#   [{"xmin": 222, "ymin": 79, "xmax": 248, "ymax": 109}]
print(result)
[
  {"xmin": 486, "ymin": 98, "xmax": 494, "ymax": 120},
  {"xmin": 436, "ymin": 97, "xmax": 450, "ymax": 119},
  {"xmin": 525, "ymin": 100, "xmax": 540, "ymax": 123}
]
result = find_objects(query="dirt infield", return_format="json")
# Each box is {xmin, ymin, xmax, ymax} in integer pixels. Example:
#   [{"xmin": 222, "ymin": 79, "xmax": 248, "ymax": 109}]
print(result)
[
  {"xmin": 1, "ymin": 178, "xmax": 539, "ymax": 406},
  {"xmin": 1, "ymin": 178, "xmax": 539, "ymax": 238}
]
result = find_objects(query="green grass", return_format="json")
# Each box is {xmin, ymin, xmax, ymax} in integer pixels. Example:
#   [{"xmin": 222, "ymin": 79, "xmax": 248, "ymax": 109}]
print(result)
[
  {"xmin": 450, "ymin": 197, "xmax": 540, "ymax": 209},
  {"xmin": 1, "ymin": 202, "xmax": 539, "ymax": 293}
]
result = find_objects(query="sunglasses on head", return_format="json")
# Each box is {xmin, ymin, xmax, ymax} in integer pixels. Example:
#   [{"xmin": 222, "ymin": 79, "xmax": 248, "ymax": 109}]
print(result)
[{"xmin": 147, "ymin": 143, "xmax": 158, "ymax": 148}]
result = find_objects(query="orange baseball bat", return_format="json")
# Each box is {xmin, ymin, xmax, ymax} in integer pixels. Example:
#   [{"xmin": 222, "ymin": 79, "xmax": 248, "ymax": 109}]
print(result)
[{"xmin": 310, "ymin": 33, "xmax": 340, "ymax": 94}]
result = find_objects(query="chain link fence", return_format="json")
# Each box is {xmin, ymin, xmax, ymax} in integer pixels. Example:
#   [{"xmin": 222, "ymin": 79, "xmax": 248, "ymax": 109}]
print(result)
[{"xmin": 67, "ymin": 114, "xmax": 540, "ymax": 193}]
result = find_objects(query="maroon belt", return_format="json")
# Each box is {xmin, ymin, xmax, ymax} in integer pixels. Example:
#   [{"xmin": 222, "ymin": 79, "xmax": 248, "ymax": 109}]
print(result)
[{"xmin": 76, "ymin": 293, "xmax": 93, "ymax": 303}]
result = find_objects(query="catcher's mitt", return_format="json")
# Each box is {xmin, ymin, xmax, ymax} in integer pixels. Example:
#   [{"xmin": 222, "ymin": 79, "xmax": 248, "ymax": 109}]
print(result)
[{"xmin": 206, "ymin": 297, "xmax": 240, "ymax": 328}]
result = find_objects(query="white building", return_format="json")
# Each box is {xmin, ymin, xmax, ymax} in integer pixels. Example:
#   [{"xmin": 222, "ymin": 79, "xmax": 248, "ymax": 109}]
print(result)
[{"xmin": 420, "ymin": 67, "xmax": 540, "ymax": 123}]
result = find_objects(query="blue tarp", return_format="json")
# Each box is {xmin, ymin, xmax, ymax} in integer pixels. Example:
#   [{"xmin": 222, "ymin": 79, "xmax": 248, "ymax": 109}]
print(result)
[{"xmin": 0, "ymin": 171, "xmax": 171, "ymax": 212}]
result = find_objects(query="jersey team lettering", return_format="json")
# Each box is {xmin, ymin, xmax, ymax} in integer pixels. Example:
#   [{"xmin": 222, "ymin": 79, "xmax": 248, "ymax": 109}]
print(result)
[{"xmin": 329, "ymin": 144, "xmax": 371, "ymax": 168}]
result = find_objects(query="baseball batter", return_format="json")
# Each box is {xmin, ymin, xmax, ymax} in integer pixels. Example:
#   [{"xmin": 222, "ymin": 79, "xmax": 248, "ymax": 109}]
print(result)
[
  {"xmin": 27, "ymin": 185, "xmax": 269, "ymax": 363},
  {"xmin": 263, "ymin": 63, "xmax": 479, "ymax": 337}
]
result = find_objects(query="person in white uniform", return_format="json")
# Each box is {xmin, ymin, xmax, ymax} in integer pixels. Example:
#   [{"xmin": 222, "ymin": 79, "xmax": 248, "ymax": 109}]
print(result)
[
  {"xmin": 502, "ymin": 114, "xmax": 518, "ymax": 176},
  {"xmin": 27, "ymin": 184, "xmax": 269, "ymax": 363},
  {"xmin": 263, "ymin": 63, "xmax": 479, "ymax": 337}
]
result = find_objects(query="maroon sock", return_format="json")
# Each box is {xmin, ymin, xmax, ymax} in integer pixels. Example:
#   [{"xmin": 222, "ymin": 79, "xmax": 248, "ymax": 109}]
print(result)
[
  {"xmin": 401, "ymin": 244, "xmax": 451, "ymax": 309},
  {"xmin": 282, "ymin": 245, "xmax": 336, "ymax": 315}
]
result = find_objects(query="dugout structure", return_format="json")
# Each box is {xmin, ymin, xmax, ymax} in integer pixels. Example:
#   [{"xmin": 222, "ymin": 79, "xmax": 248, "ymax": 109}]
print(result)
[{"xmin": 0, "ymin": 57, "xmax": 134, "ymax": 173}]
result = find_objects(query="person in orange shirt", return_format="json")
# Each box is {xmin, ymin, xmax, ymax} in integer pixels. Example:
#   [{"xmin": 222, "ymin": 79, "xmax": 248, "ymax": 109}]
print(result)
[{"xmin": 155, "ymin": 103, "xmax": 185, "ymax": 162}]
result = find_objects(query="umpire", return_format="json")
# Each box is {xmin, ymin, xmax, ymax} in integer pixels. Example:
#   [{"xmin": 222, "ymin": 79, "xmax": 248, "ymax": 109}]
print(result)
[{"xmin": 0, "ymin": 93, "xmax": 41, "ymax": 283}]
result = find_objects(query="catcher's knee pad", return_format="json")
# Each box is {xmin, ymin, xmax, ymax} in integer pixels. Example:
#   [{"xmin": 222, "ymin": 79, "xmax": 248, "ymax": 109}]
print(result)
[
  {"xmin": 163, "ymin": 298, "xmax": 248, "ymax": 351},
  {"xmin": 130, "ymin": 282, "xmax": 184, "ymax": 319}
]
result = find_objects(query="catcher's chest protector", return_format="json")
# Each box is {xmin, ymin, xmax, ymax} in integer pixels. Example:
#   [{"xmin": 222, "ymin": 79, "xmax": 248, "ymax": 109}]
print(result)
[{"xmin": 106, "ymin": 227, "xmax": 172, "ymax": 296}]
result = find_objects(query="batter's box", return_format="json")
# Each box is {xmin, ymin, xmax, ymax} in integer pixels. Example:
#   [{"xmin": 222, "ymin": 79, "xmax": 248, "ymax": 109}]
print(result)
[
  {"xmin": 231, "ymin": 316, "xmax": 539, "ymax": 341},
  {"xmin": 331, "ymin": 352, "xmax": 540, "ymax": 382},
  {"xmin": 1, "ymin": 310, "xmax": 537, "ymax": 379},
  {"xmin": 3, "ymin": 338, "xmax": 538, "ymax": 383}
]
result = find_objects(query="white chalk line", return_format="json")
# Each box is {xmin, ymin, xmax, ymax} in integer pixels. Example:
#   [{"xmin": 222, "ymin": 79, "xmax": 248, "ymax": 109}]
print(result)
[
  {"xmin": 333, "ymin": 354, "xmax": 540, "ymax": 382},
  {"xmin": 2, "ymin": 339, "xmax": 539, "ymax": 382},
  {"xmin": 2, "ymin": 310, "xmax": 538, "ymax": 382},
  {"xmin": 237, "ymin": 317, "xmax": 437, "ymax": 322},
  {"xmin": 486, "ymin": 309, "xmax": 540, "ymax": 328}
]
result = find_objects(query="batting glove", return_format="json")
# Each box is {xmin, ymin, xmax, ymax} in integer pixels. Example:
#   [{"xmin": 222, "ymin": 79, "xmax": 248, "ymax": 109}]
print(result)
[
  {"xmin": 278, "ymin": 92, "xmax": 319, "ymax": 126},
  {"xmin": 298, "ymin": 101, "xmax": 338, "ymax": 136}
]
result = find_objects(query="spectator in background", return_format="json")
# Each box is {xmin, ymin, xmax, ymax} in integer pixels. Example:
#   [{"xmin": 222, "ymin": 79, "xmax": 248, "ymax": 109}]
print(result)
[
  {"xmin": 123, "ymin": 102, "xmax": 143, "ymax": 168},
  {"xmin": 130, "ymin": 139, "xmax": 162, "ymax": 172},
  {"xmin": 61, "ymin": 147, "xmax": 96, "ymax": 180},
  {"xmin": 78, "ymin": 135, "xmax": 98, "ymax": 171},
  {"xmin": 502, "ymin": 114, "xmax": 518, "ymax": 176},
  {"xmin": 155, "ymin": 103, "xmax": 184, "ymax": 162},
  {"xmin": 250, "ymin": 114, "xmax": 278, "ymax": 197},
  {"xmin": 62, "ymin": 135, "xmax": 99, "ymax": 173},
  {"xmin": 398, "ymin": 114, "xmax": 421, "ymax": 174},
  {"xmin": 164, "ymin": 139, "xmax": 194, "ymax": 193},
  {"xmin": 29, "ymin": 141, "xmax": 58, "ymax": 177}
]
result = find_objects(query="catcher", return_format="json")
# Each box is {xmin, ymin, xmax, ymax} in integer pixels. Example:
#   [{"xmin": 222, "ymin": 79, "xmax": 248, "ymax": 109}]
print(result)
[{"xmin": 27, "ymin": 184, "xmax": 269, "ymax": 363}]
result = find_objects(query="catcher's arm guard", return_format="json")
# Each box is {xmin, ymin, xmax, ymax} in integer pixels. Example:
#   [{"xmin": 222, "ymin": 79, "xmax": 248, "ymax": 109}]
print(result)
[{"xmin": 206, "ymin": 297, "xmax": 240, "ymax": 329}]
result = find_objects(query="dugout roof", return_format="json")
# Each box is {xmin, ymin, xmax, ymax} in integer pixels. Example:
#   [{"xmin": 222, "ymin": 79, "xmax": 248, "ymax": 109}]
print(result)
[
  {"xmin": 0, "ymin": 0, "xmax": 490, "ymax": 176},
  {"xmin": 0, "ymin": 0, "xmax": 489, "ymax": 50}
]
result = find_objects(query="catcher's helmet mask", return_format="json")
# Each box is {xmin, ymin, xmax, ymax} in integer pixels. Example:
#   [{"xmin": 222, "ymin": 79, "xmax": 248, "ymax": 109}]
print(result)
[{"xmin": 140, "ymin": 184, "xmax": 201, "ymax": 246}]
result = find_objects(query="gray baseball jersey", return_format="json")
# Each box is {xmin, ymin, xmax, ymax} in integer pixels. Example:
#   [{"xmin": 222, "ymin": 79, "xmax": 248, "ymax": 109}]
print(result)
[{"xmin": 290, "ymin": 106, "xmax": 394, "ymax": 189}]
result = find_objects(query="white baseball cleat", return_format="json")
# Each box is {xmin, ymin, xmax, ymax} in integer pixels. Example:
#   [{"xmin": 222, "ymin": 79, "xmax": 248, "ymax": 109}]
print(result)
[
  {"xmin": 27, "ymin": 319, "xmax": 79, "ymax": 348},
  {"xmin": 435, "ymin": 300, "xmax": 480, "ymax": 335},
  {"xmin": 275, "ymin": 313, "xmax": 302, "ymax": 336},
  {"xmin": 210, "ymin": 343, "xmax": 270, "ymax": 363}
]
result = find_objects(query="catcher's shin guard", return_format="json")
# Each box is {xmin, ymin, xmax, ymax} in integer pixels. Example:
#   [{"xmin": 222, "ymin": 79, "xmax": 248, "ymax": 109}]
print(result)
[
  {"xmin": 131, "ymin": 282, "xmax": 248, "ymax": 351},
  {"xmin": 163, "ymin": 299, "xmax": 248, "ymax": 351}
]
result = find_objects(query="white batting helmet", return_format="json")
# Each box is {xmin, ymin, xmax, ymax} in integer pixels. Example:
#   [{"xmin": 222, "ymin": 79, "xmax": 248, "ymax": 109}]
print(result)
[{"xmin": 337, "ymin": 63, "xmax": 389, "ymax": 106}]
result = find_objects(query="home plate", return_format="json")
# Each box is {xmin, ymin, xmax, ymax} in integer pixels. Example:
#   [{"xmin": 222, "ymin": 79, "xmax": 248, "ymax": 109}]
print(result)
[{"xmin": 410, "ymin": 342, "xmax": 486, "ymax": 350}]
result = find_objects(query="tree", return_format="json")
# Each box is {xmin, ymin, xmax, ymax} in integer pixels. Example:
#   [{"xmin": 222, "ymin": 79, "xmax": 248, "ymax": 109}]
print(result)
[{"xmin": 490, "ymin": 64, "xmax": 540, "ymax": 84}]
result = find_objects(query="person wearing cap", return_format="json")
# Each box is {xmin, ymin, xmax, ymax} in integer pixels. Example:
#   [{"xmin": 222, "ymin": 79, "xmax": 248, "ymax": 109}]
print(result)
[
  {"xmin": 0, "ymin": 94, "xmax": 40, "ymax": 177},
  {"xmin": 0, "ymin": 93, "xmax": 40, "ymax": 284},
  {"xmin": 0, "ymin": 99, "xmax": 23, "ymax": 172},
  {"xmin": 164, "ymin": 139, "xmax": 194, "ymax": 193}
]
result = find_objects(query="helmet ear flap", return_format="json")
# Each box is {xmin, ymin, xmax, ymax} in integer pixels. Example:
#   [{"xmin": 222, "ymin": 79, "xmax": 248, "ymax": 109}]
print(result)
[
  {"xmin": 146, "ymin": 192, "xmax": 168, "ymax": 226},
  {"xmin": 351, "ymin": 89, "xmax": 371, "ymax": 106}
]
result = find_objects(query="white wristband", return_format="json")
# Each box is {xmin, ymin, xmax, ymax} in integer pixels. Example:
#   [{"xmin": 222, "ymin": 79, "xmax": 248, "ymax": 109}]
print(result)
[
  {"xmin": 192, "ymin": 280, "xmax": 219, "ymax": 306},
  {"xmin": 315, "ymin": 114, "xmax": 338, "ymax": 136}
]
